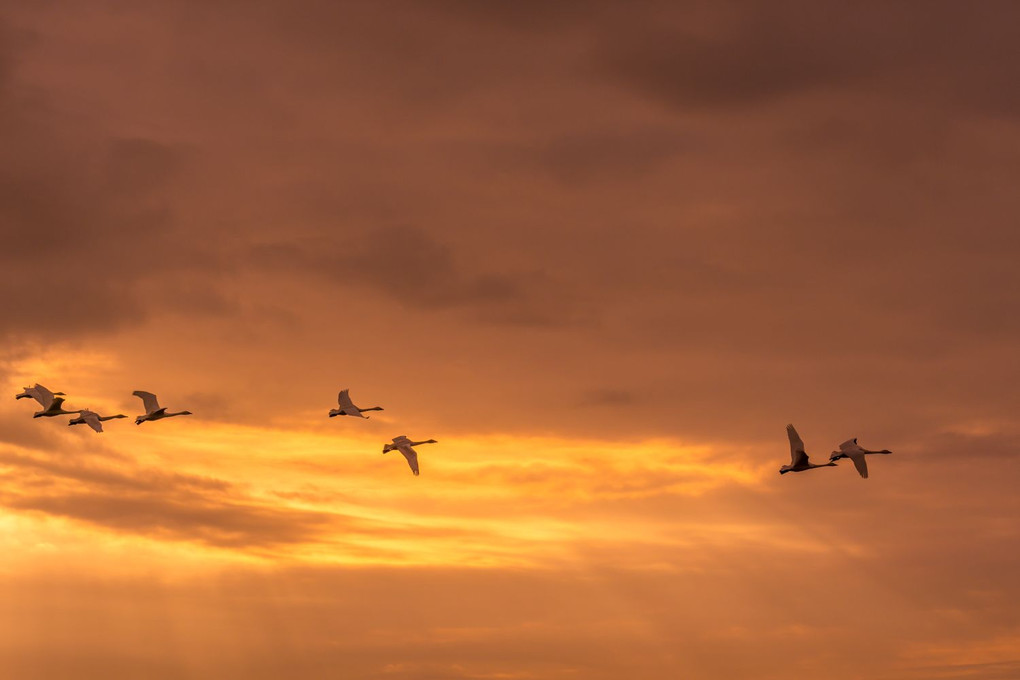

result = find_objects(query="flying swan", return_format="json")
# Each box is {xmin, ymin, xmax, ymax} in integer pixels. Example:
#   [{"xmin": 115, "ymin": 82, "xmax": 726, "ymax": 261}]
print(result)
[
  {"xmin": 382, "ymin": 435, "xmax": 437, "ymax": 476},
  {"xmin": 68, "ymin": 409, "xmax": 128, "ymax": 433},
  {"xmin": 15, "ymin": 384, "xmax": 65, "ymax": 400},
  {"xmin": 780, "ymin": 424, "xmax": 838, "ymax": 475},
  {"xmin": 329, "ymin": 389, "xmax": 383, "ymax": 418},
  {"xmin": 829, "ymin": 438, "xmax": 892, "ymax": 479},
  {"xmin": 133, "ymin": 390, "xmax": 192, "ymax": 425},
  {"xmin": 23, "ymin": 384, "xmax": 81, "ymax": 418}
]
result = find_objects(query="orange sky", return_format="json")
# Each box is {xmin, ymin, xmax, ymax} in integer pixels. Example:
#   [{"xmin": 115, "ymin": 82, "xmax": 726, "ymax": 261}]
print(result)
[{"xmin": 2, "ymin": 2, "xmax": 1020, "ymax": 678}]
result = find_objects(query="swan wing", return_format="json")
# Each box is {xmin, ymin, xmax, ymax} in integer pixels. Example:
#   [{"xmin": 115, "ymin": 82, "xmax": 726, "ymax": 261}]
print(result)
[
  {"xmin": 336, "ymin": 389, "xmax": 364, "ymax": 416},
  {"xmin": 337, "ymin": 389, "xmax": 357, "ymax": 410},
  {"xmin": 30, "ymin": 384, "xmax": 55, "ymax": 408},
  {"xmin": 397, "ymin": 444, "xmax": 420, "ymax": 476},
  {"xmin": 838, "ymin": 438, "xmax": 860, "ymax": 453},
  {"xmin": 786, "ymin": 424, "xmax": 808, "ymax": 466},
  {"xmin": 82, "ymin": 411, "xmax": 103, "ymax": 433},
  {"xmin": 844, "ymin": 448, "xmax": 869, "ymax": 478},
  {"xmin": 132, "ymin": 391, "xmax": 161, "ymax": 414}
]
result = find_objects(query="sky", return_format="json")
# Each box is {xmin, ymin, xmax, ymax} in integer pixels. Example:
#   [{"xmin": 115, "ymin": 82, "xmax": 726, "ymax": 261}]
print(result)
[{"xmin": 1, "ymin": 1, "xmax": 1019, "ymax": 678}]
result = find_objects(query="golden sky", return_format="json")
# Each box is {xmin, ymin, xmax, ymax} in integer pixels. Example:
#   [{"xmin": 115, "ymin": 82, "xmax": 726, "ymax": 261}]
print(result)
[{"xmin": 2, "ymin": 2, "xmax": 1019, "ymax": 678}]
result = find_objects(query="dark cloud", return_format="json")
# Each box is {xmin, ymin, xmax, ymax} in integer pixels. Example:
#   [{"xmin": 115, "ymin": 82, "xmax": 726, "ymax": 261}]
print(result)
[
  {"xmin": 594, "ymin": 3, "xmax": 874, "ymax": 108},
  {"xmin": 6, "ymin": 492, "xmax": 334, "ymax": 549},
  {"xmin": 0, "ymin": 120, "xmax": 213, "ymax": 338},
  {"xmin": 590, "ymin": 1, "xmax": 1020, "ymax": 114},
  {"xmin": 0, "ymin": 438, "xmax": 486, "ymax": 551},
  {"xmin": 252, "ymin": 226, "xmax": 586, "ymax": 326},
  {"xmin": 0, "ymin": 447, "xmax": 338, "ymax": 549},
  {"xmin": 0, "ymin": 23, "xmax": 228, "ymax": 341}
]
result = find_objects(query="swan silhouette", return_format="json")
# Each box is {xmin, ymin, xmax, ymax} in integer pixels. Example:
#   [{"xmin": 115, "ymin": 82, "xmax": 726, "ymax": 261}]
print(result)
[
  {"xmin": 780, "ymin": 424, "xmax": 838, "ymax": 475},
  {"xmin": 16, "ymin": 384, "xmax": 65, "ymax": 401},
  {"xmin": 69, "ymin": 409, "xmax": 128, "ymax": 433},
  {"xmin": 829, "ymin": 438, "xmax": 892, "ymax": 479},
  {"xmin": 329, "ymin": 389, "xmax": 383, "ymax": 419},
  {"xmin": 133, "ymin": 391, "xmax": 193, "ymax": 425},
  {"xmin": 382, "ymin": 435, "xmax": 437, "ymax": 476},
  {"xmin": 23, "ymin": 384, "xmax": 81, "ymax": 418}
]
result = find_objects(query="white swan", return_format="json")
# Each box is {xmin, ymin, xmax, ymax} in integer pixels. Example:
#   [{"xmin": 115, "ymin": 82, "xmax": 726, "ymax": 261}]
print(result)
[
  {"xmin": 329, "ymin": 389, "xmax": 383, "ymax": 419},
  {"xmin": 24, "ymin": 384, "xmax": 81, "ymax": 418},
  {"xmin": 382, "ymin": 435, "xmax": 437, "ymax": 476},
  {"xmin": 68, "ymin": 409, "xmax": 127, "ymax": 433},
  {"xmin": 15, "ymin": 384, "xmax": 65, "ymax": 400},
  {"xmin": 133, "ymin": 390, "xmax": 192, "ymax": 425},
  {"xmin": 780, "ymin": 424, "xmax": 838, "ymax": 475},
  {"xmin": 829, "ymin": 438, "xmax": 892, "ymax": 479}
]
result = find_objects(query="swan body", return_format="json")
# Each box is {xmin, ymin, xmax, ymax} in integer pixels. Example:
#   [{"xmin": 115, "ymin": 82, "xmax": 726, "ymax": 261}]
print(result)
[
  {"xmin": 382, "ymin": 435, "xmax": 437, "ymax": 476},
  {"xmin": 24, "ymin": 384, "xmax": 81, "ymax": 418},
  {"xmin": 780, "ymin": 424, "xmax": 838, "ymax": 474},
  {"xmin": 69, "ymin": 409, "xmax": 127, "ymax": 433},
  {"xmin": 133, "ymin": 390, "xmax": 192, "ymax": 425},
  {"xmin": 829, "ymin": 438, "xmax": 892, "ymax": 479},
  {"xmin": 329, "ymin": 389, "xmax": 383, "ymax": 418}
]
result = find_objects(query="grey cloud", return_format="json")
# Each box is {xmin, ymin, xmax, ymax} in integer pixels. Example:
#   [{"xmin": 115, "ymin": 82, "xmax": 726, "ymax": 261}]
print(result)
[
  {"xmin": 0, "ymin": 31, "xmax": 227, "ymax": 341},
  {"xmin": 589, "ymin": 1, "xmax": 1020, "ymax": 114},
  {"xmin": 0, "ymin": 448, "xmax": 335, "ymax": 549},
  {"xmin": 6, "ymin": 492, "xmax": 334, "ymax": 549},
  {"xmin": 252, "ymin": 226, "xmax": 587, "ymax": 327},
  {"xmin": 594, "ymin": 3, "xmax": 872, "ymax": 108},
  {"xmin": 0, "ymin": 444, "xmax": 481, "ymax": 550}
]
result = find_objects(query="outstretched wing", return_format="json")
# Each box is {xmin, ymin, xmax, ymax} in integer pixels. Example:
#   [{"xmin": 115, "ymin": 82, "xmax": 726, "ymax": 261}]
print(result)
[
  {"xmin": 836, "ymin": 438, "xmax": 867, "ymax": 476},
  {"xmin": 845, "ymin": 449, "xmax": 868, "ymax": 478},
  {"xmin": 30, "ymin": 384, "xmax": 56, "ymax": 408},
  {"xmin": 82, "ymin": 411, "xmax": 103, "ymax": 433},
  {"xmin": 397, "ymin": 444, "xmax": 420, "ymax": 476},
  {"xmin": 336, "ymin": 389, "xmax": 363, "ymax": 416},
  {"xmin": 786, "ymin": 424, "xmax": 808, "ymax": 466},
  {"xmin": 133, "ymin": 391, "xmax": 161, "ymax": 414}
]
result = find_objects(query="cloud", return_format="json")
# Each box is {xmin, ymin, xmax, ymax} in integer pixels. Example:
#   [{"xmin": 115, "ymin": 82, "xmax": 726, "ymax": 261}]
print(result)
[
  {"xmin": 0, "ymin": 446, "xmax": 340, "ymax": 550},
  {"xmin": 0, "ymin": 24, "xmax": 229, "ymax": 341},
  {"xmin": 590, "ymin": 1, "xmax": 1020, "ymax": 114},
  {"xmin": 251, "ymin": 226, "xmax": 585, "ymax": 326}
]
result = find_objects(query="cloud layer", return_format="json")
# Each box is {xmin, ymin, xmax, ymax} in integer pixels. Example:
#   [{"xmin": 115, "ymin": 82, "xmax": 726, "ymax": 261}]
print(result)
[{"xmin": 2, "ymin": 2, "xmax": 1019, "ymax": 678}]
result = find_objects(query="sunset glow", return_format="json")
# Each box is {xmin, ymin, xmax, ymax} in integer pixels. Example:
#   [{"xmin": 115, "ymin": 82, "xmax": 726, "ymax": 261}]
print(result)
[{"xmin": 2, "ymin": 2, "xmax": 1019, "ymax": 679}]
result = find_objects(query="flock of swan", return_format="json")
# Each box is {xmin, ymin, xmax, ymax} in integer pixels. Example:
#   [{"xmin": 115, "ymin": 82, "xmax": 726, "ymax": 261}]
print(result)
[
  {"xmin": 782, "ymin": 424, "xmax": 892, "ymax": 479},
  {"xmin": 15, "ymin": 383, "xmax": 436, "ymax": 476},
  {"xmin": 15, "ymin": 383, "xmax": 890, "ymax": 479}
]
